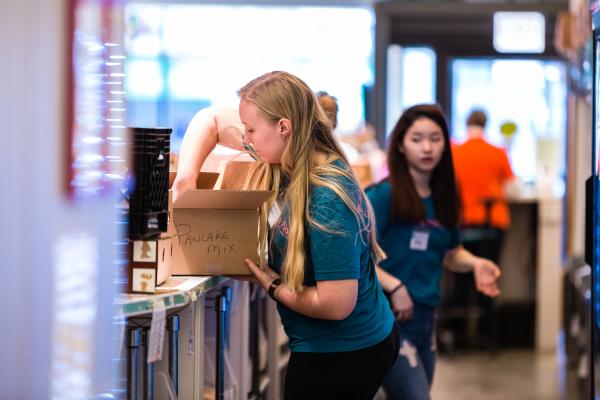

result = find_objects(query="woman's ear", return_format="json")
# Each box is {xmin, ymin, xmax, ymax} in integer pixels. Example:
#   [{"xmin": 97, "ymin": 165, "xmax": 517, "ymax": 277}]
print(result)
[
  {"xmin": 278, "ymin": 118, "xmax": 292, "ymax": 137},
  {"xmin": 397, "ymin": 142, "xmax": 404, "ymax": 154}
]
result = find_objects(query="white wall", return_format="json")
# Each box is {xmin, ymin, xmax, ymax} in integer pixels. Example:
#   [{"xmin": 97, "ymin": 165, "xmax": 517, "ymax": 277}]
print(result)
[{"xmin": 1, "ymin": 0, "xmax": 118, "ymax": 397}]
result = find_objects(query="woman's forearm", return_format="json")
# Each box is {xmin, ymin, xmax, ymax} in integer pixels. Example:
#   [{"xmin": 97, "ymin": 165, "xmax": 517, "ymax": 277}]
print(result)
[
  {"xmin": 375, "ymin": 266, "xmax": 402, "ymax": 293},
  {"xmin": 444, "ymin": 247, "xmax": 478, "ymax": 273},
  {"xmin": 275, "ymin": 280, "xmax": 358, "ymax": 321},
  {"xmin": 173, "ymin": 107, "xmax": 244, "ymax": 191}
]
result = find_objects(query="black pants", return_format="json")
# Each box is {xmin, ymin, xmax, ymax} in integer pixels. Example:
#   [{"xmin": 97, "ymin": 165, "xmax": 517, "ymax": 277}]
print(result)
[{"xmin": 284, "ymin": 326, "xmax": 399, "ymax": 400}]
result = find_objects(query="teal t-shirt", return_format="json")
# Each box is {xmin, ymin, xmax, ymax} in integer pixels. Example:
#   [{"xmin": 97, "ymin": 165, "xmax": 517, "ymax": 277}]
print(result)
[
  {"xmin": 269, "ymin": 163, "xmax": 394, "ymax": 352},
  {"xmin": 366, "ymin": 180, "xmax": 461, "ymax": 307}
]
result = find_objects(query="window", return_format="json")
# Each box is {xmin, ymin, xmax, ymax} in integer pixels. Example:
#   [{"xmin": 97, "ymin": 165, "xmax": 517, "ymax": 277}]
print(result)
[
  {"xmin": 386, "ymin": 45, "xmax": 436, "ymax": 137},
  {"xmin": 124, "ymin": 4, "xmax": 375, "ymax": 151},
  {"xmin": 451, "ymin": 58, "xmax": 566, "ymax": 187}
]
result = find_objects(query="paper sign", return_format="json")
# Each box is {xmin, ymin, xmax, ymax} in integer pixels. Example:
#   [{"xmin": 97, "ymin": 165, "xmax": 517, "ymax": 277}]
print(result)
[
  {"xmin": 147, "ymin": 299, "xmax": 166, "ymax": 363},
  {"xmin": 187, "ymin": 301, "xmax": 195, "ymax": 356},
  {"xmin": 133, "ymin": 240, "xmax": 156, "ymax": 262},
  {"xmin": 132, "ymin": 268, "xmax": 156, "ymax": 293}
]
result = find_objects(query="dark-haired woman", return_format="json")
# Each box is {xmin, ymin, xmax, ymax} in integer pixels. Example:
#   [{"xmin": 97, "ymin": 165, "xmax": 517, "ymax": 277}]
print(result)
[{"xmin": 366, "ymin": 104, "xmax": 500, "ymax": 400}]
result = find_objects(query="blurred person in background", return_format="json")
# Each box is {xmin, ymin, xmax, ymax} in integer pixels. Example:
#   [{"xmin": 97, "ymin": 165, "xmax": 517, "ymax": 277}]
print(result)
[
  {"xmin": 366, "ymin": 104, "xmax": 501, "ymax": 400},
  {"xmin": 451, "ymin": 109, "xmax": 514, "ymax": 347},
  {"xmin": 317, "ymin": 91, "xmax": 362, "ymax": 164},
  {"xmin": 316, "ymin": 91, "xmax": 387, "ymax": 188},
  {"xmin": 316, "ymin": 91, "xmax": 339, "ymax": 130}
]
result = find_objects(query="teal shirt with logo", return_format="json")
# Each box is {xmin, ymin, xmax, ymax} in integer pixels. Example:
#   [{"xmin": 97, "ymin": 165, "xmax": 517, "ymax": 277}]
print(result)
[
  {"xmin": 366, "ymin": 180, "xmax": 461, "ymax": 307},
  {"xmin": 269, "ymin": 164, "xmax": 394, "ymax": 352}
]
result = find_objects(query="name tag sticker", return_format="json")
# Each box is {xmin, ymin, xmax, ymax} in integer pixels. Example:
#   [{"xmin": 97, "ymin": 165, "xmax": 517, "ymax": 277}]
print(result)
[
  {"xmin": 268, "ymin": 202, "xmax": 282, "ymax": 227},
  {"xmin": 410, "ymin": 230, "xmax": 429, "ymax": 251}
]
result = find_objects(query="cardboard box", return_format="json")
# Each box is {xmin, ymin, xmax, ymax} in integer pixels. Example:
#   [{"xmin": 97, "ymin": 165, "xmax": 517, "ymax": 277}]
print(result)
[
  {"xmin": 351, "ymin": 161, "xmax": 373, "ymax": 188},
  {"xmin": 128, "ymin": 191, "xmax": 181, "ymax": 294},
  {"xmin": 128, "ymin": 236, "xmax": 173, "ymax": 294},
  {"xmin": 201, "ymin": 151, "xmax": 255, "ymax": 172},
  {"xmin": 215, "ymin": 160, "xmax": 257, "ymax": 190},
  {"xmin": 170, "ymin": 171, "xmax": 272, "ymax": 276},
  {"xmin": 169, "ymin": 171, "xmax": 220, "ymax": 191},
  {"xmin": 128, "ymin": 173, "xmax": 221, "ymax": 293}
]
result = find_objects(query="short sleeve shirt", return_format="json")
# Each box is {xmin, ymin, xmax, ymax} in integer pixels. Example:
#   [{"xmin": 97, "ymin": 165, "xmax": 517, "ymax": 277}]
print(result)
[
  {"xmin": 366, "ymin": 180, "xmax": 461, "ymax": 307},
  {"xmin": 269, "ymin": 162, "xmax": 394, "ymax": 352},
  {"xmin": 453, "ymin": 138, "xmax": 514, "ymax": 228}
]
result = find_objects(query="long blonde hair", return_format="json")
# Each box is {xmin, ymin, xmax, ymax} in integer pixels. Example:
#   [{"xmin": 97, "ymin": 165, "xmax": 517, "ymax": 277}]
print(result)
[{"xmin": 239, "ymin": 71, "xmax": 385, "ymax": 292}]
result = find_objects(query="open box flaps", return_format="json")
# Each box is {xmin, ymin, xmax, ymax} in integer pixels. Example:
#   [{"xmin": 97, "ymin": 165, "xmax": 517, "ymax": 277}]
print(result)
[
  {"xmin": 171, "ymin": 183, "xmax": 273, "ymax": 275},
  {"xmin": 169, "ymin": 171, "xmax": 219, "ymax": 190},
  {"xmin": 173, "ymin": 189, "xmax": 271, "ymax": 210},
  {"xmin": 216, "ymin": 159, "xmax": 256, "ymax": 190}
]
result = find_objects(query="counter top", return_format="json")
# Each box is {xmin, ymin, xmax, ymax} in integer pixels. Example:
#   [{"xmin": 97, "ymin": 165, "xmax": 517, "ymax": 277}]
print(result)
[
  {"xmin": 116, "ymin": 275, "xmax": 227, "ymax": 317},
  {"xmin": 507, "ymin": 195, "xmax": 564, "ymax": 205},
  {"xmin": 508, "ymin": 196, "xmax": 538, "ymax": 204}
]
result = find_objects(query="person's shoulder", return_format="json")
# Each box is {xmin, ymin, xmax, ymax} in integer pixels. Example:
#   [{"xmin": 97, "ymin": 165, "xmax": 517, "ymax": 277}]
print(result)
[
  {"xmin": 483, "ymin": 141, "xmax": 510, "ymax": 160},
  {"xmin": 459, "ymin": 137, "xmax": 485, "ymax": 148},
  {"xmin": 491, "ymin": 142, "xmax": 508, "ymax": 153},
  {"xmin": 318, "ymin": 158, "xmax": 355, "ymax": 185},
  {"xmin": 453, "ymin": 140, "xmax": 472, "ymax": 155},
  {"xmin": 311, "ymin": 159, "xmax": 354, "ymax": 199},
  {"xmin": 461, "ymin": 138, "xmax": 503, "ymax": 153},
  {"xmin": 365, "ymin": 177, "xmax": 390, "ymax": 191},
  {"xmin": 365, "ymin": 178, "xmax": 391, "ymax": 199},
  {"xmin": 310, "ymin": 177, "xmax": 354, "ymax": 220}
]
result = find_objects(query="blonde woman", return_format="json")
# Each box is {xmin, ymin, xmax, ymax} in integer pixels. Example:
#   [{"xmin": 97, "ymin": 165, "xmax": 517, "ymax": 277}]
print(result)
[{"xmin": 173, "ymin": 71, "xmax": 397, "ymax": 399}]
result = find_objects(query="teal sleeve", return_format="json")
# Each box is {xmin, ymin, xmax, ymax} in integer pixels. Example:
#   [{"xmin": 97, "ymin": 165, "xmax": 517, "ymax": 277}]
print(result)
[
  {"xmin": 450, "ymin": 227, "xmax": 461, "ymax": 249},
  {"xmin": 365, "ymin": 183, "xmax": 391, "ymax": 239},
  {"xmin": 309, "ymin": 186, "xmax": 361, "ymax": 281}
]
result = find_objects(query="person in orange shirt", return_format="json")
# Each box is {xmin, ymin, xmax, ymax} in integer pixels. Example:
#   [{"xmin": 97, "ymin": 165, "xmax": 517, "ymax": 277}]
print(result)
[
  {"xmin": 451, "ymin": 109, "xmax": 514, "ymax": 348},
  {"xmin": 453, "ymin": 110, "xmax": 513, "ymax": 234}
]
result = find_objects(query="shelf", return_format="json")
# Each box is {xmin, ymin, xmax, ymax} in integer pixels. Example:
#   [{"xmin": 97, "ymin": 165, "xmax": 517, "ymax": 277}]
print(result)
[{"xmin": 116, "ymin": 275, "xmax": 227, "ymax": 317}]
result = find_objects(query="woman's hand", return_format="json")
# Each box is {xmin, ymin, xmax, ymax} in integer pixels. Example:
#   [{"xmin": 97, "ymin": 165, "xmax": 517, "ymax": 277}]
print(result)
[
  {"xmin": 473, "ymin": 258, "xmax": 501, "ymax": 297},
  {"xmin": 245, "ymin": 258, "xmax": 358, "ymax": 320},
  {"xmin": 171, "ymin": 177, "xmax": 196, "ymax": 204},
  {"xmin": 244, "ymin": 258, "xmax": 280, "ymax": 291},
  {"xmin": 390, "ymin": 286, "xmax": 414, "ymax": 321},
  {"xmin": 444, "ymin": 247, "xmax": 501, "ymax": 298}
]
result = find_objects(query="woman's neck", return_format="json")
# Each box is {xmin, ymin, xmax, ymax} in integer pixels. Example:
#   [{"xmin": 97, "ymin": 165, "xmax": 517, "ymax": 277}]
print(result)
[
  {"xmin": 408, "ymin": 167, "xmax": 432, "ymax": 198},
  {"xmin": 467, "ymin": 126, "xmax": 485, "ymax": 139}
]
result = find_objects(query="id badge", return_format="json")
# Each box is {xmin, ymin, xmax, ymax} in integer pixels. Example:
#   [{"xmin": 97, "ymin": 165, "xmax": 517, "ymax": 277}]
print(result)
[
  {"xmin": 268, "ymin": 202, "xmax": 282, "ymax": 228},
  {"xmin": 410, "ymin": 229, "xmax": 429, "ymax": 251}
]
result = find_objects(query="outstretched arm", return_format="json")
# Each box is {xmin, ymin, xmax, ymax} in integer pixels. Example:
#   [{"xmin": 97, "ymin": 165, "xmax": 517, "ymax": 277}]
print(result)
[
  {"xmin": 444, "ymin": 246, "xmax": 501, "ymax": 297},
  {"xmin": 172, "ymin": 107, "xmax": 244, "ymax": 201}
]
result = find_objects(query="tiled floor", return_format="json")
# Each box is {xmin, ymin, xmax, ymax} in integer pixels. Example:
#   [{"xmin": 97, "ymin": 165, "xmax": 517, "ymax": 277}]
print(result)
[
  {"xmin": 375, "ymin": 348, "xmax": 581, "ymax": 400},
  {"xmin": 430, "ymin": 350, "xmax": 580, "ymax": 400}
]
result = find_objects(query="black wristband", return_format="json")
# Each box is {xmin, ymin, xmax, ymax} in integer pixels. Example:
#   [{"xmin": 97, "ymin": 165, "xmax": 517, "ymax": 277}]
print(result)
[
  {"xmin": 388, "ymin": 282, "xmax": 404, "ymax": 296},
  {"xmin": 267, "ymin": 278, "xmax": 282, "ymax": 301}
]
